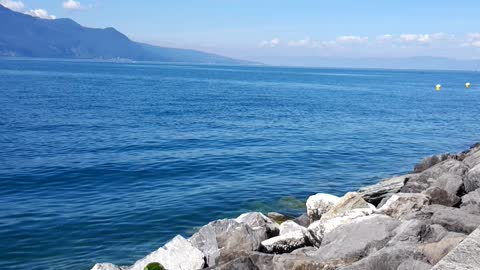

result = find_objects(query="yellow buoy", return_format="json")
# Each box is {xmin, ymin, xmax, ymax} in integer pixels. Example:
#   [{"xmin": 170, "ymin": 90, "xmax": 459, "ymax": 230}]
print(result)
[
  {"xmin": 436, "ymin": 84, "xmax": 441, "ymax": 91},
  {"xmin": 466, "ymin": 82, "xmax": 471, "ymax": 89}
]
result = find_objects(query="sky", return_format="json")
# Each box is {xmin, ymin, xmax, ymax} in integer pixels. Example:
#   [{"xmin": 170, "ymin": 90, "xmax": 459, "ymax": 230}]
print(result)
[{"xmin": 2, "ymin": 0, "xmax": 480, "ymax": 62}]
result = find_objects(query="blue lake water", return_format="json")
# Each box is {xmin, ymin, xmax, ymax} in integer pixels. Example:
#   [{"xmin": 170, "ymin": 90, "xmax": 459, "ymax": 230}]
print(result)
[{"xmin": 1, "ymin": 59, "xmax": 480, "ymax": 270}]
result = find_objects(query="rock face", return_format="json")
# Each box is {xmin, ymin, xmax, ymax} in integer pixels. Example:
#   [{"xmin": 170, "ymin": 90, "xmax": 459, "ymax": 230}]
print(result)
[
  {"xmin": 189, "ymin": 219, "xmax": 262, "ymax": 267},
  {"xmin": 305, "ymin": 193, "xmax": 340, "ymax": 221},
  {"xmin": 130, "ymin": 235, "xmax": 205, "ymax": 270},
  {"xmin": 422, "ymin": 205, "xmax": 480, "ymax": 234},
  {"xmin": 358, "ymin": 174, "xmax": 411, "ymax": 205},
  {"xmin": 465, "ymin": 164, "xmax": 480, "ymax": 193},
  {"xmin": 433, "ymin": 227, "xmax": 480, "ymax": 270},
  {"xmin": 460, "ymin": 189, "xmax": 480, "ymax": 214}
]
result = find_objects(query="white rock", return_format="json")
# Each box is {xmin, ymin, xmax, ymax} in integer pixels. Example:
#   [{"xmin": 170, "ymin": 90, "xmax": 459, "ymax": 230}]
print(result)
[
  {"xmin": 308, "ymin": 209, "xmax": 371, "ymax": 242},
  {"xmin": 261, "ymin": 231, "xmax": 311, "ymax": 254},
  {"xmin": 91, "ymin": 263, "xmax": 123, "ymax": 270},
  {"xmin": 130, "ymin": 235, "xmax": 205, "ymax": 270},
  {"xmin": 279, "ymin": 220, "xmax": 308, "ymax": 235},
  {"xmin": 306, "ymin": 193, "xmax": 341, "ymax": 221}
]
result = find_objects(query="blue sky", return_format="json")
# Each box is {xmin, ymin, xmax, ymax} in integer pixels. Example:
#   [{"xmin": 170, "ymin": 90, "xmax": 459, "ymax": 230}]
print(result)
[{"xmin": 2, "ymin": 0, "xmax": 480, "ymax": 61}]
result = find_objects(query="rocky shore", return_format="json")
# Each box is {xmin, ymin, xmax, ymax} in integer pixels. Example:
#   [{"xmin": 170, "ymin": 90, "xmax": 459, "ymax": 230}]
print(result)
[{"xmin": 92, "ymin": 143, "xmax": 480, "ymax": 270}]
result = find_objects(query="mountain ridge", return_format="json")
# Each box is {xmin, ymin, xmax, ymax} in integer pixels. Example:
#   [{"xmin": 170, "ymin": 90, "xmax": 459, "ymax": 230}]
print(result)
[{"xmin": 0, "ymin": 5, "xmax": 251, "ymax": 64}]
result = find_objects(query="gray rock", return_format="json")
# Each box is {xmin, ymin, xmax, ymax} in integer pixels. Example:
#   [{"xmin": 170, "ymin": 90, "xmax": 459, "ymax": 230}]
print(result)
[
  {"xmin": 423, "ymin": 186, "xmax": 460, "ymax": 207},
  {"xmin": 460, "ymin": 189, "xmax": 480, "ymax": 214},
  {"xmin": 260, "ymin": 231, "xmax": 313, "ymax": 254},
  {"xmin": 378, "ymin": 193, "xmax": 430, "ymax": 219},
  {"xmin": 236, "ymin": 212, "xmax": 279, "ymax": 238},
  {"xmin": 397, "ymin": 259, "xmax": 432, "ymax": 270},
  {"xmin": 421, "ymin": 234, "xmax": 466, "ymax": 265},
  {"xmin": 464, "ymin": 164, "xmax": 480, "ymax": 193},
  {"xmin": 293, "ymin": 213, "xmax": 310, "ymax": 227},
  {"xmin": 279, "ymin": 220, "xmax": 306, "ymax": 235},
  {"xmin": 305, "ymin": 193, "xmax": 341, "ymax": 221},
  {"xmin": 313, "ymin": 215, "xmax": 401, "ymax": 263},
  {"xmin": 189, "ymin": 219, "xmax": 262, "ymax": 267},
  {"xmin": 272, "ymin": 253, "xmax": 348, "ymax": 270},
  {"xmin": 463, "ymin": 145, "xmax": 480, "ymax": 168},
  {"xmin": 358, "ymin": 174, "xmax": 411, "ymax": 206},
  {"xmin": 414, "ymin": 153, "xmax": 452, "ymax": 173},
  {"xmin": 320, "ymin": 192, "xmax": 371, "ymax": 221},
  {"xmin": 388, "ymin": 219, "xmax": 429, "ymax": 244},
  {"xmin": 130, "ymin": 235, "xmax": 205, "ymax": 270},
  {"xmin": 422, "ymin": 224, "xmax": 449, "ymax": 243},
  {"xmin": 402, "ymin": 160, "xmax": 468, "ymax": 193},
  {"xmin": 432, "ymin": 227, "xmax": 480, "ymax": 270},
  {"xmin": 428, "ymin": 173, "xmax": 463, "ymax": 197},
  {"xmin": 208, "ymin": 251, "xmax": 273, "ymax": 270},
  {"xmin": 423, "ymin": 205, "xmax": 480, "ymax": 234},
  {"xmin": 340, "ymin": 244, "xmax": 428, "ymax": 270}
]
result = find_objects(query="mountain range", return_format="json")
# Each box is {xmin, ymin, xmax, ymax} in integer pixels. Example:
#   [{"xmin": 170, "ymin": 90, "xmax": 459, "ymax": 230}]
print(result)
[{"xmin": 0, "ymin": 4, "xmax": 249, "ymax": 64}]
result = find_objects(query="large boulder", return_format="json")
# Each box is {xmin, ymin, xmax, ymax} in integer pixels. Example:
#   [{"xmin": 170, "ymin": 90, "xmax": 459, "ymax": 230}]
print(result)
[
  {"xmin": 414, "ymin": 153, "xmax": 452, "ymax": 173},
  {"xmin": 320, "ymin": 192, "xmax": 372, "ymax": 221},
  {"xmin": 378, "ymin": 193, "xmax": 430, "ymax": 219},
  {"xmin": 421, "ymin": 234, "xmax": 466, "ymax": 265},
  {"xmin": 189, "ymin": 219, "xmax": 262, "ymax": 267},
  {"xmin": 388, "ymin": 219, "xmax": 429, "ymax": 244},
  {"xmin": 311, "ymin": 215, "xmax": 401, "ymax": 263},
  {"xmin": 293, "ymin": 213, "xmax": 310, "ymax": 227},
  {"xmin": 428, "ymin": 173, "xmax": 463, "ymax": 197},
  {"xmin": 279, "ymin": 220, "xmax": 321, "ymax": 247},
  {"xmin": 464, "ymin": 164, "xmax": 480, "ymax": 193},
  {"xmin": 235, "ymin": 212, "xmax": 279, "ymax": 238},
  {"xmin": 460, "ymin": 189, "xmax": 480, "ymax": 214},
  {"xmin": 358, "ymin": 174, "xmax": 411, "ymax": 206},
  {"xmin": 462, "ymin": 144, "xmax": 480, "ymax": 168},
  {"xmin": 129, "ymin": 235, "xmax": 205, "ymax": 270},
  {"xmin": 432, "ymin": 227, "xmax": 480, "ymax": 270},
  {"xmin": 305, "ymin": 193, "xmax": 340, "ymax": 221},
  {"xmin": 397, "ymin": 260, "xmax": 432, "ymax": 270},
  {"xmin": 422, "ymin": 205, "xmax": 480, "ymax": 234},
  {"xmin": 260, "ymin": 231, "xmax": 313, "ymax": 254},
  {"xmin": 206, "ymin": 251, "xmax": 273, "ymax": 270}
]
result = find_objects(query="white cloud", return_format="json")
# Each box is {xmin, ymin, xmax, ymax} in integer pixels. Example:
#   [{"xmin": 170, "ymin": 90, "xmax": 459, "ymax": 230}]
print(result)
[
  {"xmin": 0, "ymin": 0, "xmax": 24, "ymax": 11},
  {"xmin": 25, "ymin": 9, "xmax": 56, "ymax": 19},
  {"xmin": 462, "ymin": 33, "xmax": 480, "ymax": 47},
  {"xmin": 62, "ymin": 0, "xmax": 82, "ymax": 10},
  {"xmin": 259, "ymin": 38, "xmax": 281, "ymax": 48},
  {"xmin": 376, "ymin": 34, "xmax": 393, "ymax": 41},
  {"xmin": 288, "ymin": 37, "xmax": 318, "ymax": 48},
  {"xmin": 336, "ymin": 35, "xmax": 369, "ymax": 44}
]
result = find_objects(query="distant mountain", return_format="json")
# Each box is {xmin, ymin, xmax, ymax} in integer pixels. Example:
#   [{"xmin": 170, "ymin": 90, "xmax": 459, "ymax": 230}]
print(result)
[
  {"xmin": 256, "ymin": 56, "xmax": 480, "ymax": 71},
  {"xmin": 0, "ymin": 5, "xmax": 251, "ymax": 64}
]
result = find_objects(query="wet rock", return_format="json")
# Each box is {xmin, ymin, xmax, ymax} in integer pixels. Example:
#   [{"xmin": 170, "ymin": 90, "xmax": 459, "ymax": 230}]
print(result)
[
  {"xmin": 130, "ymin": 235, "xmax": 205, "ymax": 270},
  {"xmin": 267, "ymin": 212, "xmax": 290, "ymax": 224},
  {"xmin": 378, "ymin": 193, "xmax": 430, "ymax": 219},
  {"xmin": 432, "ymin": 227, "xmax": 480, "ymax": 270},
  {"xmin": 358, "ymin": 174, "xmax": 411, "ymax": 206},
  {"xmin": 414, "ymin": 153, "xmax": 452, "ymax": 173},
  {"xmin": 305, "ymin": 193, "xmax": 340, "ymax": 221},
  {"xmin": 236, "ymin": 212, "xmax": 279, "ymax": 238},
  {"xmin": 423, "ymin": 186, "xmax": 460, "ymax": 207},
  {"xmin": 464, "ymin": 164, "xmax": 480, "ymax": 193},
  {"xmin": 320, "ymin": 192, "xmax": 372, "ymax": 221},
  {"xmin": 423, "ymin": 205, "xmax": 480, "ymax": 234},
  {"xmin": 460, "ymin": 189, "xmax": 480, "ymax": 214},
  {"xmin": 260, "ymin": 231, "xmax": 313, "ymax": 254},
  {"xmin": 312, "ymin": 215, "xmax": 401, "ymax": 263},
  {"xmin": 189, "ymin": 219, "xmax": 262, "ymax": 267},
  {"xmin": 421, "ymin": 234, "xmax": 466, "ymax": 265}
]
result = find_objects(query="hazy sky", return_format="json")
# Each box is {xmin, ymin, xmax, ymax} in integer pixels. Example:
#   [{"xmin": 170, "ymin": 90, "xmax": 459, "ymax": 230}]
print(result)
[{"xmin": 2, "ymin": 0, "xmax": 480, "ymax": 60}]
